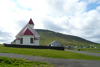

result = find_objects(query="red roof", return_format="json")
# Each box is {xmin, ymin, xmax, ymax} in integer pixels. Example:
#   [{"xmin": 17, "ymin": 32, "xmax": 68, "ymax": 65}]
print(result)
[
  {"xmin": 20, "ymin": 28, "xmax": 34, "ymax": 35},
  {"xmin": 28, "ymin": 18, "xmax": 34, "ymax": 25}
]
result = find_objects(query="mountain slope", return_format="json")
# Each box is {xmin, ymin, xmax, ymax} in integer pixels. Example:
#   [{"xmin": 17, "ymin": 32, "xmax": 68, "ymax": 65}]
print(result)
[{"xmin": 35, "ymin": 29, "xmax": 97, "ymax": 46}]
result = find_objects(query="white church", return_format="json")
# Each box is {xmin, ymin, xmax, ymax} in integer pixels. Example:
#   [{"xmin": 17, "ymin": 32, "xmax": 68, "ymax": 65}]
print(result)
[{"xmin": 11, "ymin": 19, "xmax": 40, "ymax": 45}]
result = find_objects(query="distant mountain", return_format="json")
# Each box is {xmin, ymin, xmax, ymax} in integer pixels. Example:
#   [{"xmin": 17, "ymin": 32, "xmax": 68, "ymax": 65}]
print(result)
[{"xmin": 35, "ymin": 29, "xmax": 98, "ymax": 46}]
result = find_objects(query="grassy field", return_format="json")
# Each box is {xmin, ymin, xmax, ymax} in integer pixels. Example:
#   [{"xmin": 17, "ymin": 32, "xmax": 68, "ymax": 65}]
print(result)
[
  {"xmin": 0, "ymin": 56, "xmax": 52, "ymax": 67},
  {"xmin": 77, "ymin": 48, "xmax": 100, "ymax": 53},
  {"xmin": 0, "ymin": 45, "xmax": 100, "ymax": 61}
]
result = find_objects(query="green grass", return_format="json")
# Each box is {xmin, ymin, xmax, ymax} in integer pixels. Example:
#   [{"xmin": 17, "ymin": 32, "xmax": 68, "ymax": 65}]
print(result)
[
  {"xmin": 0, "ymin": 56, "xmax": 52, "ymax": 67},
  {"xmin": 0, "ymin": 45, "xmax": 100, "ymax": 61}
]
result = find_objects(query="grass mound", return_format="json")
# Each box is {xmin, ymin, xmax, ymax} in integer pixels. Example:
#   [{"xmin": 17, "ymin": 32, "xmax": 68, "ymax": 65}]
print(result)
[
  {"xmin": 0, "ymin": 45, "xmax": 100, "ymax": 61},
  {"xmin": 0, "ymin": 56, "xmax": 52, "ymax": 67}
]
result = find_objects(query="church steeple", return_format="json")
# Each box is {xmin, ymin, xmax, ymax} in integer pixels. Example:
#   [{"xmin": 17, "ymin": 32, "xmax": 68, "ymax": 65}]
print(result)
[
  {"xmin": 28, "ymin": 18, "xmax": 34, "ymax": 25},
  {"xmin": 28, "ymin": 18, "xmax": 34, "ymax": 29}
]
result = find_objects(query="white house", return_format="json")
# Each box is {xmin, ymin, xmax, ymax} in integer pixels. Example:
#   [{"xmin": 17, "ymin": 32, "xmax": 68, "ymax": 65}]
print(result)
[
  {"xmin": 11, "ymin": 19, "xmax": 40, "ymax": 45},
  {"xmin": 48, "ymin": 40, "xmax": 61, "ymax": 47}
]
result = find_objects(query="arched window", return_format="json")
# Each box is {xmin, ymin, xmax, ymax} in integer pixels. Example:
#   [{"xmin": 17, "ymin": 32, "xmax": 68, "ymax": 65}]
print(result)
[
  {"xmin": 30, "ymin": 38, "xmax": 33, "ymax": 44},
  {"xmin": 20, "ymin": 38, "xmax": 23, "ymax": 44}
]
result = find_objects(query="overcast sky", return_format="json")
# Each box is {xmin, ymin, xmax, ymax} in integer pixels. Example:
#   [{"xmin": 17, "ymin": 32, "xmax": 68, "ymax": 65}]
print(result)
[{"xmin": 0, "ymin": 0, "xmax": 100, "ymax": 44}]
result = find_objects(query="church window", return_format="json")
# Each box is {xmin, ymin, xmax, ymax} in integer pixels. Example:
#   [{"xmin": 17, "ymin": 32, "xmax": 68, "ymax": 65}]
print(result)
[
  {"xmin": 30, "ymin": 38, "xmax": 33, "ymax": 44},
  {"xmin": 20, "ymin": 38, "xmax": 23, "ymax": 44}
]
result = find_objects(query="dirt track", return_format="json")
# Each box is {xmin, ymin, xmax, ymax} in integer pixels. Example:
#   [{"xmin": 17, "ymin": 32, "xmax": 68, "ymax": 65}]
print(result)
[
  {"xmin": 65, "ymin": 50, "xmax": 100, "ymax": 57},
  {"xmin": 0, "ymin": 53, "xmax": 100, "ymax": 67}
]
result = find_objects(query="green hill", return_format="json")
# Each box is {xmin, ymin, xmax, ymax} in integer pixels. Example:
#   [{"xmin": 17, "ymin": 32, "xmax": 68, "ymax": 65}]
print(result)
[{"xmin": 35, "ymin": 29, "xmax": 98, "ymax": 46}]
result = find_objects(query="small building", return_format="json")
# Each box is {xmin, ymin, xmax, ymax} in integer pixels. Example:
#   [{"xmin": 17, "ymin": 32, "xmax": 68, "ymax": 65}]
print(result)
[
  {"xmin": 11, "ymin": 19, "xmax": 40, "ymax": 45},
  {"xmin": 48, "ymin": 40, "xmax": 61, "ymax": 47},
  {"xmin": 79, "ymin": 45, "xmax": 83, "ymax": 48},
  {"xmin": 95, "ymin": 47, "xmax": 99, "ymax": 48},
  {"xmin": 74, "ymin": 46, "xmax": 78, "ymax": 49},
  {"xmin": 67, "ymin": 46, "xmax": 74, "ymax": 49}
]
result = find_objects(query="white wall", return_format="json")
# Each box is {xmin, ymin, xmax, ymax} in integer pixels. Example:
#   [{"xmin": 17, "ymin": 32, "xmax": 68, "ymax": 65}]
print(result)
[
  {"xmin": 30, "ymin": 25, "xmax": 34, "ymax": 29},
  {"xmin": 34, "ymin": 40, "xmax": 39, "ymax": 45},
  {"xmin": 20, "ymin": 35, "xmax": 34, "ymax": 45},
  {"xmin": 15, "ymin": 35, "xmax": 40, "ymax": 45},
  {"xmin": 16, "ymin": 40, "xmax": 20, "ymax": 44},
  {"xmin": 11, "ymin": 42, "xmax": 15, "ymax": 44}
]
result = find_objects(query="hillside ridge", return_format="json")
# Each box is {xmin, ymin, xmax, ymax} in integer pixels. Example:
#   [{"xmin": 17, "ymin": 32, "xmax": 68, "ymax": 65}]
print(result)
[{"xmin": 35, "ymin": 29, "xmax": 97, "ymax": 46}]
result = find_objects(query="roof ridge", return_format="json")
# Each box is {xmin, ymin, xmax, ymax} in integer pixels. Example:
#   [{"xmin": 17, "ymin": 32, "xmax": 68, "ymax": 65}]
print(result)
[{"xmin": 20, "ymin": 28, "xmax": 34, "ymax": 35}]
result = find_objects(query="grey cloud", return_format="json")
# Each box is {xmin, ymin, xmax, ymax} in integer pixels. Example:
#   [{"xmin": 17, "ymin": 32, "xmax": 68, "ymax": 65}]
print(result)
[
  {"xmin": 91, "ymin": 34, "xmax": 100, "ymax": 38},
  {"xmin": 41, "ymin": 18, "xmax": 66, "ymax": 32},
  {"xmin": 0, "ymin": 31, "xmax": 12, "ymax": 43},
  {"xmin": 46, "ymin": 0, "xmax": 86, "ymax": 16},
  {"xmin": 47, "ymin": 0, "xmax": 64, "ymax": 12},
  {"xmin": 0, "ymin": 31, "xmax": 12, "ymax": 38},
  {"xmin": 0, "ymin": 40, "xmax": 8, "ymax": 42},
  {"xmin": 82, "ymin": 15, "xmax": 100, "ymax": 37},
  {"xmin": 15, "ymin": 20, "xmax": 27, "ymax": 30},
  {"xmin": 84, "ymin": 30, "xmax": 93, "ymax": 34}
]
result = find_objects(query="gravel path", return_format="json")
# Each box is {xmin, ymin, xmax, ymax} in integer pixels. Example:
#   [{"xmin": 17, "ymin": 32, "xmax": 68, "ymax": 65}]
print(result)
[
  {"xmin": 0, "ymin": 53, "xmax": 100, "ymax": 67},
  {"xmin": 65, "ymin": 50, "xmax": 100, "ymax": 57}
]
